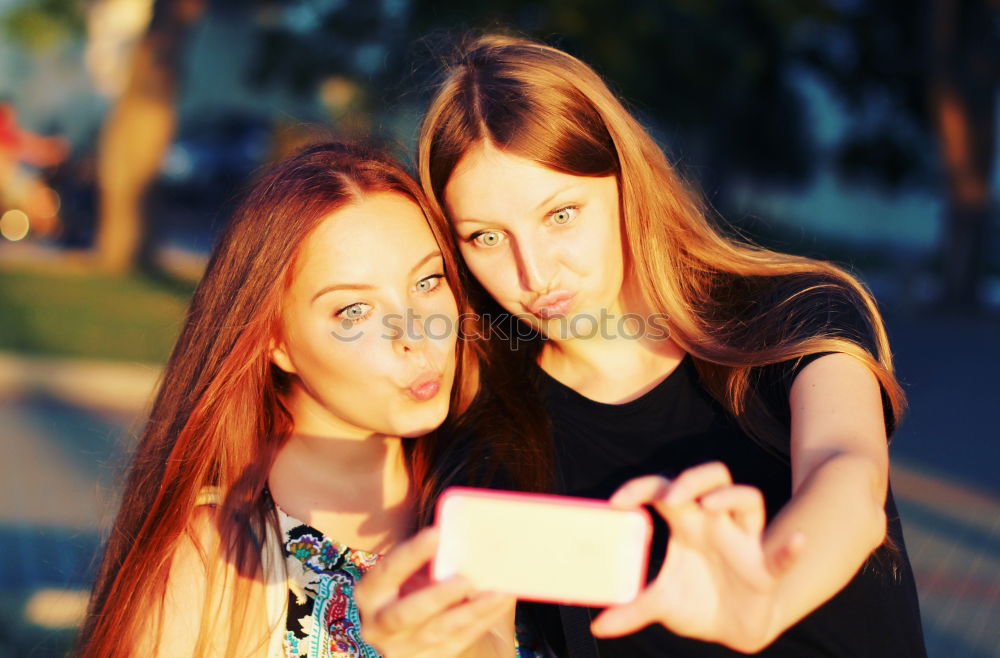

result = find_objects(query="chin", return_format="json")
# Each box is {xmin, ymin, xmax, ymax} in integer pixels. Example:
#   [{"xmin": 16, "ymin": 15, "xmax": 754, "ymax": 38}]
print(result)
[{"xmin": 394, "ymin": 400, "xmax": 450, "ymax": 438}]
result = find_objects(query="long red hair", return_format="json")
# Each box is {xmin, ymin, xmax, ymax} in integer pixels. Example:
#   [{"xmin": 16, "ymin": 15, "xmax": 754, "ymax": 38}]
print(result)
[{"xmin": 77, "ymin": 142, "xmax": 478, "ymax": 656}]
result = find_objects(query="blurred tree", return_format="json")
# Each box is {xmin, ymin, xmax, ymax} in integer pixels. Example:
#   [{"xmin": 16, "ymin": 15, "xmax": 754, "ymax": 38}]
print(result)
[
  {"xmin": 410, "ymin": 0, "xmax": 999, "ymax": 309},
  {"xmin": 797, "ymin": 0, "xmax": 999, "ymax": 310},
  {"xmin": 1, "ymin": 0, "xmax": 86, "ymax": 51},
  {"xmin": 91, "ymin": 0, "xmax": 410, "ymax": 273}
]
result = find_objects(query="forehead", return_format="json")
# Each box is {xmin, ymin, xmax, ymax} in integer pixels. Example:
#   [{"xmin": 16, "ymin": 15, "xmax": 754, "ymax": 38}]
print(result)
[
  {"xmin": 444, "ymin": 142, "xmax": 586, "ymax": 220},
  {"xmin": 293, "ymin": 192, "xmax": 438, "ymax": 285}
]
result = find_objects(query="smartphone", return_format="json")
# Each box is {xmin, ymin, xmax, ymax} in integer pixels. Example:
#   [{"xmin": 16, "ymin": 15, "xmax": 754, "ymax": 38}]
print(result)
[{"xmin": 432, "ymin": 487, "xmax": 652, "ymax": 606}]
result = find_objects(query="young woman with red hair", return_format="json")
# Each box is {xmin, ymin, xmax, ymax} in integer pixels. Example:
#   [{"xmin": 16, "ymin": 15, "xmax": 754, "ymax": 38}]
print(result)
[
  {"xmin": 76, "ymin": 143, "xmax": 524, "ymax": 657},
  {"xmin": 417, "ymin": 34, "xmax": 926, "ymax": 657}
]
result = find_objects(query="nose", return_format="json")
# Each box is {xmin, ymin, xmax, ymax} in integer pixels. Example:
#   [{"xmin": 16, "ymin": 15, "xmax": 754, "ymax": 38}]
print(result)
[
  {"xmin": 512, "ymin": 234, "xmax": 553, "ymax": 292},
  {"xmin": 389, "ymin": 305, "xmax": 428, "ymax": 356}
]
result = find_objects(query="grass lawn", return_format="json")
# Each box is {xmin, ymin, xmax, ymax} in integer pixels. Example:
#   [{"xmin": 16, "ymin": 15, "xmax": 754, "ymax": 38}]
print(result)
[{"xmin": 0, "ymin": 268, "xmax": 195, "ymax": 364}]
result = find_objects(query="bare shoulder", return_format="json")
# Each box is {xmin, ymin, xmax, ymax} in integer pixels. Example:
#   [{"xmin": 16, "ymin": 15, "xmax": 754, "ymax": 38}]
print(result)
[
  {"xmin": 164, "ymin": 504, "xmax": 226, "ymax": 587},
  {"xmin": 131, "ymin": 506, "xmax": 220, "ymax": 655},
  {"xmin": 183, "ymin": 504, "xmax": 224, "ymax": 557},
  {"xmin": 141, "ymin": 504, "xmax": 279, "ymax": 656}
]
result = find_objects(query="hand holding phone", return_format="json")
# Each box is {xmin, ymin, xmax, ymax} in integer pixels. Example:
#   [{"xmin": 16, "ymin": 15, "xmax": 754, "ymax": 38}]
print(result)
[{"xmin": 355, "ymin": 526, "xmax": 516, "ymax": 657}]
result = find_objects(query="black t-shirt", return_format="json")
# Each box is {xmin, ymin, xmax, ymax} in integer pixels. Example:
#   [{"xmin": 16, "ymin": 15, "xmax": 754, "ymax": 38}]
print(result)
[{"xmin": 523, "ymin": 350, "xmax": 926, "ymax": 657}]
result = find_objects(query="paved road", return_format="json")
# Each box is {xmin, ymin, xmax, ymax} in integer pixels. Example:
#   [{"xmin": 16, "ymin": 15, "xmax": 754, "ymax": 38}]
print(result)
[{"xmin": 0, "ymin": 310, "xmax": 997, "ymax": 656}]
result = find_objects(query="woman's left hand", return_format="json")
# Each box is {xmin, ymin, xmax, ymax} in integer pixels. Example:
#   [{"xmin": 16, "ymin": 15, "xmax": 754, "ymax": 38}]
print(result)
[
  {"xmin": 590, "ymin": 462, "xmax": 805, "ymax": 653},
  {"xmin": 355, "ymin": 527, "xmax": 516, "ymax": 658}
]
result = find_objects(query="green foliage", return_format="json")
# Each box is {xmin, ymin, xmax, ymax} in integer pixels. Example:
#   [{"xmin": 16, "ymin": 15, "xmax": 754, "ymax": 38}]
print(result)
[
  {"xmin": 408, "ymin": 0, "xmax": 832, "ymax": 187},
  {"xmin": 0, "ymin": 269, "xmax": 194, "ymax": 364},
  {"xmin": 1, "ymin": 0, "xmax": 86, "ymax": 51}
]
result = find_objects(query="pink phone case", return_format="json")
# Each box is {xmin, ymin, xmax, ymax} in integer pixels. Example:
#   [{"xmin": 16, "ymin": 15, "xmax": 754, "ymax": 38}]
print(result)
[{"xmin": 432, "ymin": 487, "xmax": 652, "ymax": 606}]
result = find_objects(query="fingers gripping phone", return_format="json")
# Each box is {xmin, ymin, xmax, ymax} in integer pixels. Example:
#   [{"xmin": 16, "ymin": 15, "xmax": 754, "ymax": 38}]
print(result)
[{"xmin": 432, "ymin": 487, "xmax": 652, "ymax": 606}]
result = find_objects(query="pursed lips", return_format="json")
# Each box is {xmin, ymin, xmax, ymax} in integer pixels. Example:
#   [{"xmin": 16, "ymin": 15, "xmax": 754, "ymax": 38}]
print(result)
[
  {"xmin": 403, "ymin": 369, "xmax": 444, "ymax": 401},
  {"xmin": 527, "ymin": 290, "xmax": 577, "ymax": 319}
]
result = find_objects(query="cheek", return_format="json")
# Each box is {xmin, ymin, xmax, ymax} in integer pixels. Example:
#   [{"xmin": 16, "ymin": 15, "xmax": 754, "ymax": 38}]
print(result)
[
  {"xmin": 286, "ymin": 334, "xmax": 355, "ymax": 407},
  {"xmin": 584, "ymin": 210, "xmax": 625, "ymax": 277},
  {"xmin": 460, "ymin": 245, "xmax": 518, "ymax": 299},
  {"xmin": 598, "ymin": 227, "xmax": 625, "ymax": 276},
  {"xmin": 421, "ymin": 292, "xmax": 460, "ymax": 353},
  {"xmin": 304, "ymin": 332, "xmax": 401, "ymax": 418},
  {"xmin": 312, "ymin": 332, "xmax": 382, "ymax": 386},
  {"xmin": 297, "ymin": 311, "xmax": 394, "ymax": 382}
]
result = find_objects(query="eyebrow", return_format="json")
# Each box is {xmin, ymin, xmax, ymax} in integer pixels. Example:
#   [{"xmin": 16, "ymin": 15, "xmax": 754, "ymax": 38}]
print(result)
[
  {"xmin": 310, "ymin": 250, "xmax": 443, "ymax": 304},
  {"xmin": 452, "ymin": 184, "xmax": 577, "ymax": 226}
]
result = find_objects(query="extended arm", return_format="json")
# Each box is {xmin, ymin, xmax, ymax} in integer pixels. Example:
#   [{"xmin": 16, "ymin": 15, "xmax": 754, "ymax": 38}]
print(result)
[
  {"xmin": 592, "ymin": 353, "xmax": 890, "ymax": 652},
  {"xmin": 756, "ymin": 352, "xmax": 889, "ymax": 642}
]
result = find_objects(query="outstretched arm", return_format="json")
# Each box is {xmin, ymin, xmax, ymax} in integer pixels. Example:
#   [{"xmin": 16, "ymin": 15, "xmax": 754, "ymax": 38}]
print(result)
[
  {"xmin": 592, "ymin": 352, "xmax": 889, "ymax": 651},
  {"xmin": 758, "ymin": 351, "xmax": 889, "ymax": 642}
]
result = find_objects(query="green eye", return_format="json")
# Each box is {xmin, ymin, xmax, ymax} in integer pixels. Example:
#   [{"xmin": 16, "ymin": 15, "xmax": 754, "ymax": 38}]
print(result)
[
  {"xmin": 339, "ymin": 303, "xmax": 371, "ymax": 321},
  {"xmin": 551, "ymin": 207, "xmax": 578, "ymax": 225},
  {"xmin": 416, "ymin": 275, "xmax": 443, "ymax": 292},
  {"xmin": 473, "ymin": 231, "xmax": 503, "ymax": 247}
]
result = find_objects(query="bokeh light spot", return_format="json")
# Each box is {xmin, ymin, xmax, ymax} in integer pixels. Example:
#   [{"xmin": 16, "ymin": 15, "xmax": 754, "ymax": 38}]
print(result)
[
  {"xmin": 1, "ymin": 209, "xmax": 30, "ymax": 241},
  {"xmin": 24, "ymin": 588, "xmax": 89, "ymax": 629}
]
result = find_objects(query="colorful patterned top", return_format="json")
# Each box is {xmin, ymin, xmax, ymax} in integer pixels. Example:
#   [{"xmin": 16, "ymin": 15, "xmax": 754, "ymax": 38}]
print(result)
[
  {"xmin": 275, "ymin": 503, "xmax": 550, "ymax": 658},
  {"xmin": 195, "ymin": 486, "xmax": 547, "ymax": 658},
  {"xmin": 276, "ymin": 503, "xmax": 382, "ymax": 658}
]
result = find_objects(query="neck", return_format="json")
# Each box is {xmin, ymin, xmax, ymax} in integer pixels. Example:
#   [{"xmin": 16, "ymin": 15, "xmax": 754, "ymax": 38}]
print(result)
[
  {"xmin": 271, "ymin": 380, "xmax": 409, "ymax": 490},
  {"xmin": 538, "ymin": 291, "xmax": 685, "ymax": 403},
  {"xmin": 267, "ymin": 382, "xmax": 415, "ymax": 552},
  {"xmin": 540, "ymin": 331, "xmax": 676, "ymax": 377},
  {"xmin": 268, "ymin": 432, "xmax": 414, "ymax": 553},
  {"xmin": 281, "ymin": 431, "xmax": 406, "ymax": 478}
]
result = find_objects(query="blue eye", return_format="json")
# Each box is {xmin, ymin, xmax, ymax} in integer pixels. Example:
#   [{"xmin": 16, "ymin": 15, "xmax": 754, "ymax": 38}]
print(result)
[
  {"xmin": 337, "ymin": 302, "xmax": 372, "ymax": 324},
  {"xmin": 550, "ymin": 206, "xmax": 578, "ymax": 225},
  {"xmin": 416, "ymin": 274, "xmax": 445, "ymax": 292},
  {"xmin": 471, "ymin": 230, "xmax": 504, "ymax": 248}
]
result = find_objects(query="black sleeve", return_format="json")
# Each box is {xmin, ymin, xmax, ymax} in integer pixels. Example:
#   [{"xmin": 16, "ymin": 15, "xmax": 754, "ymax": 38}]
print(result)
[{"xmin": 755, "ymin": 291, "xmax": 898, "ymax": 439}]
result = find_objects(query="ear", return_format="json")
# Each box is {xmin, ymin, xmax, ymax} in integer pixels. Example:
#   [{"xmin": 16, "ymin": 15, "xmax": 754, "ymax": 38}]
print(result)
[{"xmin": 269, "ymin": 336, "xmax": 297, "ymax": 374}]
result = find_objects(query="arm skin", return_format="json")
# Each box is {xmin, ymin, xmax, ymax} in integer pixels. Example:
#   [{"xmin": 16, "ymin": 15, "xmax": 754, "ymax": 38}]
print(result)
[
  {"xmin": 755, "ymin": 351, "xmax": 889, "ymax": 647},
  {"xmin": 592, "ymin": 352, "xmax": 890, "ymax": 652}
]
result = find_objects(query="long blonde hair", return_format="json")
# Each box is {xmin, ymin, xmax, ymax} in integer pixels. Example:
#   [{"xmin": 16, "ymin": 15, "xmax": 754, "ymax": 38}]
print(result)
[{"xmin": 416, "ymin": 34, "xmax": 905, "ymax": 552}]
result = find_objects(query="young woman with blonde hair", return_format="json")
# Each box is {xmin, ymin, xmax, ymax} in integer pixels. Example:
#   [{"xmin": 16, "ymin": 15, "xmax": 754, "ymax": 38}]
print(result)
[
  {"xmin": 417, "ymin": 34, "xmax": 926, "ymax": 657},
  {"xmin": 75, "ymin": 143, "xmax": 528, "ymax": 657}
]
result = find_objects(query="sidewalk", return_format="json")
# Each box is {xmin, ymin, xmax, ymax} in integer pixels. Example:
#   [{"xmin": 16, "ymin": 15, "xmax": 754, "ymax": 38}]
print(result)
[
  {"xmin": 879, "ymin": 310, "xmax": 1000, "ymax": 657},
  {"xmin": 0, "ymin": 308, "xmax": 998, "ymax": 656}
]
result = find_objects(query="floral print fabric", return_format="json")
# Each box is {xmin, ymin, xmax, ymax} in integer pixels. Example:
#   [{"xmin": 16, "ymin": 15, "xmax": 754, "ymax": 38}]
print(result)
[
  {"xmin": 275, "ymin": 504, "xmax": 548, "ymax": 658},
  {"xmin": 277, "ymin": 506, "xmax": 381, "ymax": 658}
]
